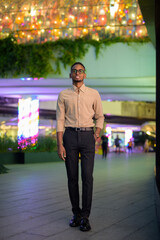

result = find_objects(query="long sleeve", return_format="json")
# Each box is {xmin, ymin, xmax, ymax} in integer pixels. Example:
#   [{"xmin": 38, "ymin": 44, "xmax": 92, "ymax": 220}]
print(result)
[
  {"xmin": 56, "ymin": 92, "xmax": 65, "ymax": 132},
  {"xmin": 56, "ymin": 85, "xmax": 104, "ymax": 130},
  {"xmin": 93, "ymin": 91, "xmax": 104, "ymax": 129}
]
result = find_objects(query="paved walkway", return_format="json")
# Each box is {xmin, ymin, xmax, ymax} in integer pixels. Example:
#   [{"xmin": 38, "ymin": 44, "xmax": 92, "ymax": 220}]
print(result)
[{"xmin": 0, "ymin": 152, "xmax": 160, "ymax": 240}]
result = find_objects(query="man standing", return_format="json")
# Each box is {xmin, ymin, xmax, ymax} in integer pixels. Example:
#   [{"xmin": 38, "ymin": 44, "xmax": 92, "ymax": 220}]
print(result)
[
  {"xmin": 56, "ymin": 62, "xmax": 104, "ymax": 231},
  {"xmin": 115, "ymin": 134, "xmax": 121, "ymax": 153},
  {"xmin": 101, "ymin": 134, "xmax": 108, "ymax": 158}
]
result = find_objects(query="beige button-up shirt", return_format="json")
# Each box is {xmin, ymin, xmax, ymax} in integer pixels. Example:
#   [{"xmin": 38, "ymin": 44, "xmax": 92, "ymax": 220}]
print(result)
[{"xmin": 56, "ymin": 84, "xmax": 104, "ymax": 132}]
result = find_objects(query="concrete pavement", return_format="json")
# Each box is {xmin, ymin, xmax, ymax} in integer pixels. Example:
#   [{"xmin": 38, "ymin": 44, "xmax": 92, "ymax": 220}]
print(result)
[{"xmin": 0, "ymin": 152, "xmax": 159, "ymax": 240}]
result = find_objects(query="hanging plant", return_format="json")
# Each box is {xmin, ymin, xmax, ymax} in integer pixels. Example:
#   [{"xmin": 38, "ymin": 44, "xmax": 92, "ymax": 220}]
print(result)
[{"xmin": 0, "ymin": 35, "xmax": 151, "ymax": 78}]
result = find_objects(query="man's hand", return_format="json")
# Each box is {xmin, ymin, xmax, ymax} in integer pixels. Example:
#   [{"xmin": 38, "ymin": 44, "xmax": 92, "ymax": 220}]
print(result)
[
  {"xmin": 57, "ymin": 131, "xmax": 66, "ymax": 161},
  {"xmin": 58, "ymin": 144, "xmax": 66, "ymax": 161},
  {"xmin": 94, "ymin": 133, "xmax": 100, "ymax": 141},
  {"xmin": 94, "ymin": 127, "xmax": 101, "ymax": 141}
]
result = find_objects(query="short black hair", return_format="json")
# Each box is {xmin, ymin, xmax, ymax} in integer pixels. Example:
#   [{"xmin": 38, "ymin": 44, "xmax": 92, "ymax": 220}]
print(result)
[{"xmin": 71, "ymin": 62, "xmax": 86, "ymax": 72}]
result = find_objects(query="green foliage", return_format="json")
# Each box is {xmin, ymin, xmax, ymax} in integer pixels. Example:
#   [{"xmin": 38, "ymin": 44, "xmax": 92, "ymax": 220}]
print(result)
[
  {"xmin": 0, "ymin": 135, "xmax": 19, "ymax": 152},
  {"xmin": 0, "ymin": 36, "xmax": 18, "ymax": 77},
  {"xmin": 0, "ymin": 135, "xmax": 57, "ymax": 153},
  {"xmin": 22, "ymin": 136, "xmax": 57, "ymax": 152},
  {"xmin": 20, "ymin": 44, "xmax": 54, "ymax": 78},
  {"xmin": 0, "ymin": 35, "xmax": 151, "ymax": 78},
  {"xmin": 37, "ymin": 136, "xmax": 57, "ymax": 152}
]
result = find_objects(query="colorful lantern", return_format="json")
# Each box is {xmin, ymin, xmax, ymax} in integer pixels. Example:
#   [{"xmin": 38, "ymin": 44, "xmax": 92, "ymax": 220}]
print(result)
[{"xmin": 0, "ymin": 0, "xmax": 148, "ymax": 43}]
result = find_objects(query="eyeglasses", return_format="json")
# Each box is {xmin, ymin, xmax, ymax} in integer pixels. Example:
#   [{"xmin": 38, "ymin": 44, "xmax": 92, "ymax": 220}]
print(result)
[{"xmin": 71, "ymin": 69, "xmax": 85, "ymax": 74}]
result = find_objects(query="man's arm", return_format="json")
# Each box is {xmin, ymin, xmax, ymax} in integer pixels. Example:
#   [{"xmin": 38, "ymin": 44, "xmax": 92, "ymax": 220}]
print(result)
[
  {"xmin": 57, "ymin": 132, "xmax": 66, "ymax": 161},
  {"xmin": 94, "ymin": 91, "xmax": 104, "ymax": 140},
  {"xmin": 56, "ymin": 93, "xmax": 66, "ymax": 161}
]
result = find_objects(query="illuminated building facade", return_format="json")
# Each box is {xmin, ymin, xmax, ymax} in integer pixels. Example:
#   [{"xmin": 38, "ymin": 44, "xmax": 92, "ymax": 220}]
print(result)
[{"xmin": 0, "ymin": 0, "xmax": 147, "ymax": 43}]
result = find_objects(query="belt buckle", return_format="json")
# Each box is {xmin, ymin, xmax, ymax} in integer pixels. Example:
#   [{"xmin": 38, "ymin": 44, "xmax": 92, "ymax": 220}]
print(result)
[{"xmin": 75, "ymin": 127, "xmax": 81, "ymax": 131}]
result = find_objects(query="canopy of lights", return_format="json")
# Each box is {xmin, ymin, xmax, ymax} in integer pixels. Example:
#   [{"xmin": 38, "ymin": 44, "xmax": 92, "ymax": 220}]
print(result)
[{"xmin": 0, "ymin": 0, "xmax": 147, "ymax": 43}]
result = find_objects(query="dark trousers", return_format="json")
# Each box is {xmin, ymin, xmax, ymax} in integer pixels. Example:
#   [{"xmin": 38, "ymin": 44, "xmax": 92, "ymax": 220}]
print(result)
[{"xmin": 63, "ymin": 128, "xmax": 95, "ymax": 218}]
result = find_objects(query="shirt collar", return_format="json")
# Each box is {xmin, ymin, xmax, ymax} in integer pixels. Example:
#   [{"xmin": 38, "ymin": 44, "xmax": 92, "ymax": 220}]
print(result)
[{"xmin": 72, "ymin": 84, "xmax": 86, "ymax": 93}]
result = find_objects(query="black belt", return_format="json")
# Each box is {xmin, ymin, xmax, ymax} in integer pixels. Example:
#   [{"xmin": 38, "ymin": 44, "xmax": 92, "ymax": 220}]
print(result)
[{"xmin": 66, "ymin": 127, "xmax": 93, "ymax": 132}]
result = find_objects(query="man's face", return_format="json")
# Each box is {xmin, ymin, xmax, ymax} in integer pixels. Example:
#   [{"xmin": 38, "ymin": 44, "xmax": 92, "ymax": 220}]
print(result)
[{"xmin": 70, "ymin": 64, "xmax": 86, "ymax": 83}]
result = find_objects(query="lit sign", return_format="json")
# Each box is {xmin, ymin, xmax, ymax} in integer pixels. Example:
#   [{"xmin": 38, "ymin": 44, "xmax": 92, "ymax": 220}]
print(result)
[
  {"xmin": 125, "ymin": 129, "xmax": 133, "ymax": 146},
  {"xmin": 18, "ymin": 98, "xmax": 39, "ymax": 148},
  {"xmin": 105, "ymin": 126, "xmax": 112, "ymax": 147}
]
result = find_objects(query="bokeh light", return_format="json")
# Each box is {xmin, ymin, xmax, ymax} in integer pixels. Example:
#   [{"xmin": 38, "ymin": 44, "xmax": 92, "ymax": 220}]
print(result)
[{"xmin": 0, "ymin": 0, "xmax": 148, "ymax": 43}]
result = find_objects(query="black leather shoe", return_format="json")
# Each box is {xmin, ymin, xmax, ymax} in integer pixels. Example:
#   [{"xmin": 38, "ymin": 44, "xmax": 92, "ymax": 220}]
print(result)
[
  {"xmin": 80, "ymin": 217, "xmax": 91, "ymax": 231},
  {"xmin": 69, "ymin": 215, "xmax": 81, "ymax": 227}
]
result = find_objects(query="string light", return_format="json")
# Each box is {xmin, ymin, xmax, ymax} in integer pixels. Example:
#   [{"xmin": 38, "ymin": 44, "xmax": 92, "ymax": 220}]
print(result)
[
  {"xmin": 100, "ymin": 9, "xmax": 105, "ymax": 15},
  {"xmin": 0, "ymin": 0, "xmax": 147, "ymax": 43}
]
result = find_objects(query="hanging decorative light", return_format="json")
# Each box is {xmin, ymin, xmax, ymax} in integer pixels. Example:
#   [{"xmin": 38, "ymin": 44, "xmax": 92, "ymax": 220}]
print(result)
[{"xmin": 0, "ymin": 0, "xmax": 148, "ymax": 43}]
